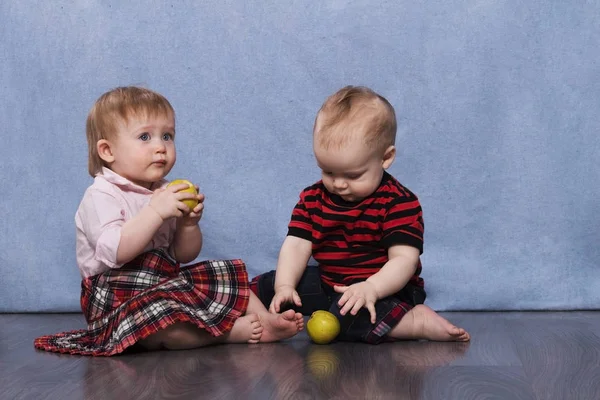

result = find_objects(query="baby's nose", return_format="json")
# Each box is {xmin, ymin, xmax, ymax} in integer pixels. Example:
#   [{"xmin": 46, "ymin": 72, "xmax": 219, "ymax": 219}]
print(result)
[
  {"xmin": 333, "ymin": 179, "xmax": 347, "ymax": 189},
  {"xmin": 154, "ymin": 141, "xmax": 167, "ymax": 152}
]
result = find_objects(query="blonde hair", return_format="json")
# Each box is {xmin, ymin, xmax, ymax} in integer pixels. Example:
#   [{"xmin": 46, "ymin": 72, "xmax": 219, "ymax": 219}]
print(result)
[
  {"xmin": 85, "ymin": 86, "xmax": 175, "ymax": 177},
  {"xmin": 313, "ymin": 86, "xmax": 396, "ymax": 152}
]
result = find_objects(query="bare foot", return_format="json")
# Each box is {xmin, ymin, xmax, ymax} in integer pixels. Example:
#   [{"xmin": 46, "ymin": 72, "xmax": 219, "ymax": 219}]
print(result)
[
  {"xmin": 258, "ymin": 309, "xmax": 304, "ymax": 342},
  {"xmin": 389, "ymin": 304, "xmax": 470, "ymax": 342},
  {"xmin": 226, "ymin": 313, "xmax": 263, "ymax": 344}
]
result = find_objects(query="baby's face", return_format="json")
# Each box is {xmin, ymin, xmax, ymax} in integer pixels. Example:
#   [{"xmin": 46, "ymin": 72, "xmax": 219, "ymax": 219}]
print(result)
[
  {"xmin": 109, "ymin": 112, "xmax": 176, "ymax": 189},
  {"xmin": 314, "ymin": 137, "xmax": 386, "ymax": 202}
]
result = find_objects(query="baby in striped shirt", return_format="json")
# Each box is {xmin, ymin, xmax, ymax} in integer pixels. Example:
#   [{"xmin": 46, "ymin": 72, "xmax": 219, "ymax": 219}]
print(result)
[{"xmin": 251, "ymin": 86, "xmax": 470, "ymax": 344}]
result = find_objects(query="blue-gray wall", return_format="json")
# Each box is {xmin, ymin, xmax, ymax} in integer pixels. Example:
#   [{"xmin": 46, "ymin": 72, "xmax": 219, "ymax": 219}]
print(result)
[{"xmin": 2, "ymin": 1, "xmax": 599, "ymax": 312}]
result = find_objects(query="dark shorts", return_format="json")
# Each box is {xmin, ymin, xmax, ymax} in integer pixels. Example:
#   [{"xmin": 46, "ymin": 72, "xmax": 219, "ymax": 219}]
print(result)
[{"xmin": 250, "ymin": 266, "xmax": 426, "ymax": 344}]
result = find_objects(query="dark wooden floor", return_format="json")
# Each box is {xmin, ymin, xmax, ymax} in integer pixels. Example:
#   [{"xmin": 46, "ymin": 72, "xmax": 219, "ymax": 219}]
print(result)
[{"xmin": 2, "ymin": 312, "xmax": 600, "ymax": 400}]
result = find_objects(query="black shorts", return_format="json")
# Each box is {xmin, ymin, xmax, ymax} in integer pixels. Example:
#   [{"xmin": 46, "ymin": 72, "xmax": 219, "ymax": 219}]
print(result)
[{"xmin": 250, "ymin": 266, "xmax": 426, "ymax": 344}]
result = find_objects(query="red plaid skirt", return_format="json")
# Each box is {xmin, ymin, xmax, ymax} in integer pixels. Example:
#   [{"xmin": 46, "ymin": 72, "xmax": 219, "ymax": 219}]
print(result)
[{"xmin": 34, "ymin": 250, "xmax": 249, "ymax": 356}]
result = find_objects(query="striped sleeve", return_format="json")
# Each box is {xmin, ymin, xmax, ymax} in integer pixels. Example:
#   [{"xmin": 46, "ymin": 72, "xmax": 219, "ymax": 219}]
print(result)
[
  {"xmin": 287, "ymin": 189, "xmax": 313, "ymax": 242},
  {"xmin": 381, "ymin": 196, "xmax": 424, "ymax": 253}
]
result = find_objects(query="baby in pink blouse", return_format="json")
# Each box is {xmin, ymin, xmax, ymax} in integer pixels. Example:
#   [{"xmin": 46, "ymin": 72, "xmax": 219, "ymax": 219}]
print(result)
[
  {"xmin": 75, "ymin": 167, "xmax": 178, "ymax": 278},
  {"xmin": 35, "ymin": 86, "xmax": 304, "ymax": 355}
]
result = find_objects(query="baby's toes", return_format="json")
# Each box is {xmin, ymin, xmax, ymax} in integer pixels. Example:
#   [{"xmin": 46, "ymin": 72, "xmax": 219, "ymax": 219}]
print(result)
[
  {"xmin": 249, "ymin": 326, "xmax": 263, "ymax": 343},
  {"xmin": 252, "ymin": 321, "xmax": 263, "ymax": 333}
]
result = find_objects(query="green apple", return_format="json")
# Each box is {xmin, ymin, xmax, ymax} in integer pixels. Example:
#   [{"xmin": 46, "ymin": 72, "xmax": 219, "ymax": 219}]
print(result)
[{"xmin": 306, "ymin": 310, "xmax": 341, "ymax": 345}]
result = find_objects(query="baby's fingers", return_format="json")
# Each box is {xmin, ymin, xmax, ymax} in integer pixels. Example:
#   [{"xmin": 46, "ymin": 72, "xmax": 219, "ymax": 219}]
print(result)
[
  {"xmin": 168, "ymin": 183, "xmax": 190, "ymax": 193},
  {"xmin": 292, "ymin": 291, "xmax": 302, "ymax": 307},
  {"xmin": 269, "ymin": 299, "xmax": 279, "ymax": 313},
  {"xmin": 349, "ymin": 298, "xmax": 365, "ymax": 316},
  {"xmin": 339, "ymin": 297, "xmax": 357, "ymax": 316},
  {"xmin": 176, "ymin": 201, "xmax": 191, "ymax": 215},
  {"xmin": 337, "ymin": 291, "xmax": 350, "ymax": 308},
  {"xmin": 333, "ymin": 285, "xmax": 349, "ymax": 293},
  {"xmin": 367, "ymin": 302, "xmax": 377, "ymax": 324},
  {"xmin": 191, "ymin": 202, "xmax": 204, "ymax": 215}
]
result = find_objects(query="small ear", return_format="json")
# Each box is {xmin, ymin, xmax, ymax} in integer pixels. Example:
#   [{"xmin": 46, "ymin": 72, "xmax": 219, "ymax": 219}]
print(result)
[
  {"xmin": 97, "ymin": 139, "xmax": 114, "ymax": 164},
  {"xmin": 382, "ymin": 145, "xmax": 396, "ymax": 169}
]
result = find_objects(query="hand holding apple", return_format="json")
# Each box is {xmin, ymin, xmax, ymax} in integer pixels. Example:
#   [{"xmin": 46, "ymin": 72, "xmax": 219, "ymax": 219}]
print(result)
[{"xmin": 167, "ymin": 179, "xmax": 199, "ymax": 210}]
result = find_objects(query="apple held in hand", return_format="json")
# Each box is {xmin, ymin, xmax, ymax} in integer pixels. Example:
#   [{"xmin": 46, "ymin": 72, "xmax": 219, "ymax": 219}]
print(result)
[
  {"xmin": 167, "ymin": 179, "xmax": 198, "ymax": 209},
  {"xmin": 306, "ymin": 310, "xmax": 341, "ymax": 345}
]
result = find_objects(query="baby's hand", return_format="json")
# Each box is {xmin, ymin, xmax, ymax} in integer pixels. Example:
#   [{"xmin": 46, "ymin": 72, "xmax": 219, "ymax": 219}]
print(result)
[
  {"xmin": 149, "ymin": 184, "xmax": 197, "ymax": 220},
  {"xmin": 179, "ymin": 189, "xmax": 205, "ymax": 227},
  {"xmin": 334, "ymin": 281, "xmax": 378, "ymax": 324},
  {"xmin": 269, "ymin": 285, "xmax": 302, "ymax": 313}
]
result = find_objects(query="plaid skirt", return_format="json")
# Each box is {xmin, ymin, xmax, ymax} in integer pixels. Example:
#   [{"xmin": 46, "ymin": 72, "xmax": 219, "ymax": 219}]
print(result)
[{"xmin": 34, "ymin": 250, "xmax": 249, "ymax": 356}]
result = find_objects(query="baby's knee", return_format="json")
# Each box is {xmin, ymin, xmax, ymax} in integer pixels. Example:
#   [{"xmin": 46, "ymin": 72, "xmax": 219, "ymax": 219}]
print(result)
[
  {"xmin": 162, "ymin": 322, "xmax": 217, "ymax": 349},
  {"xmin": 140, "ymin": 323, "xmax": 201, "ymax": 350},
  {"xmin": 138, "ymin": 328, "xmax": 171, "ymax": 350},
  {"xmin": 162, "ymin": 323, "xmax": 194, "ymax": 347}
]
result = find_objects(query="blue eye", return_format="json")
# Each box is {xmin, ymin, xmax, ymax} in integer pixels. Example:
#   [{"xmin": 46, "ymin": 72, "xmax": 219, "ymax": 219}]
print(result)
[
  {"xmin": 162, "ymin": 133, "xmax": 173, "ymax": 141},
  {"xmin": 139, "ymin": 133, "xmax": 150, "ymax": 141}
]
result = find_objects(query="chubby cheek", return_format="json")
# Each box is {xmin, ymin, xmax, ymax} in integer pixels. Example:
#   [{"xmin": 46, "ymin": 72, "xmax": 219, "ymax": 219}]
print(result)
[
  {"xmin": 321, "ymin": 176, "xmax": 333, "ymax": 191},
  {"xmin": 351, "ymin": 181, "xmax": 375, "ymax": 197},
  {"xmin": 167, "ymin": 147, "xmax": 177, "ymax": 167}
]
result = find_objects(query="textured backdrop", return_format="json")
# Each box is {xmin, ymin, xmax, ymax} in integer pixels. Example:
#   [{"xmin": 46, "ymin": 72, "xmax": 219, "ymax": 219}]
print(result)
[{"xmin": 1, "ymin": 1, "xmax": 599, "ymax": 312}]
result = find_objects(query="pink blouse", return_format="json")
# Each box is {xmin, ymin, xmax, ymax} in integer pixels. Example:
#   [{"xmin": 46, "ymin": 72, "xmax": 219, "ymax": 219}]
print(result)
[{"xmin": 75, "ymin": 167, "xmax": 176, "ymax": 278}]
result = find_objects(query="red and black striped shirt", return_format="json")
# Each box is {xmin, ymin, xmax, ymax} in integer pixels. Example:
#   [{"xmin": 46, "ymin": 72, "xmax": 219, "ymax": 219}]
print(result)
[{"xmin": 288, "ymin": 172, "xmax": 424, "ymax": 290}]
